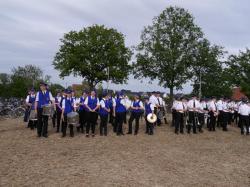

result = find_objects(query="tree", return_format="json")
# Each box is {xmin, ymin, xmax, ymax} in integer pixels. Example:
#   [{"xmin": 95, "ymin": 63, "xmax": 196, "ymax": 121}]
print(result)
[
  {"xmin": 49, "ymin": 83, "xmax": 65, "ymax": 96},
  {"xmin": 53, "ymin": 24, "xmax": 132, "ymax": 89},
  {"xmin": 12, "ymin": 65, "xmax": 44, "ymax": 86},
  {"xmin": 133, "ymin": 6, "xmax": 203, "ymax": 102},
  {"xmin": 0, "ymin": 73, "xmax": 11, "ymax": 98},
  {"xmin": 190, "ymin": 39, "xmax": 230, "ymax": 97},
  {"xmin": 225, "ymin": 48, "xmax": 250, "ymax": 97}
]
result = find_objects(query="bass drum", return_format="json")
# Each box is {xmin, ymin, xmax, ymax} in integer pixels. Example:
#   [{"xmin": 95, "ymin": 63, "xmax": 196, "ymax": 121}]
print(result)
[
  {"xmin": 67, "ymin": 112, "xmax": 80, "ymax": 127},
  {"xmin": 29, "ymin": 110, "xmax": 37, "ymax": 121},
  {"xmin": 147, "ymin": 113, "xmax": 157, "ymax": 123}
]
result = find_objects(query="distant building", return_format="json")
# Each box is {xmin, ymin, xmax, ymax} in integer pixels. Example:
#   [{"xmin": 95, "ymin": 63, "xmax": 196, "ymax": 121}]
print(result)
[{"xmin": 231, "ymin": 87, "xmax": 247, "ymax": 100}]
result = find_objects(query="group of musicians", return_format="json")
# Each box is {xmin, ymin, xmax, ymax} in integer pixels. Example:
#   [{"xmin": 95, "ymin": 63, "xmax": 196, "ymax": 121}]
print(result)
[
  {"xmin": 172, "ymin": 95, "xmax": 250, "ymax": 135},
  {"xmin": 24, "ymin": 82, "xmax": 167, "ymax": 138},
  {"xmin": 24, "ymin": 82, "xmax": 250, "ymax": 138}
]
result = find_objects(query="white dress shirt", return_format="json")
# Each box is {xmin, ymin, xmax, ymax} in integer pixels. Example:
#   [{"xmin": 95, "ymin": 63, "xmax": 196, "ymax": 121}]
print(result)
[
  {"xmin": 239, "ymin": 103, "xmax": 250, "ymax": 116},
  {"xmin": 187, "ymin": 99, "xmax": 201, "ymax": 111},
  {"xmin": 149, "ymin": 95, "xmax": 158, "ymax": 106}
]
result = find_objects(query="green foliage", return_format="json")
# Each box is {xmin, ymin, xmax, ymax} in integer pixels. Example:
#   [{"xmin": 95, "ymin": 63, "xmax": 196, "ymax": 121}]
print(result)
[
  {"xmin": 53, "ymin": 24, "xmax": 132, "ymax": 89},
  {"xmin": 225, "ymin": 48, "xmax": 250, "ymax": 97},
  {"xmin": 133, "ymin": 6, "xmax": 203, "ymax": 102}
]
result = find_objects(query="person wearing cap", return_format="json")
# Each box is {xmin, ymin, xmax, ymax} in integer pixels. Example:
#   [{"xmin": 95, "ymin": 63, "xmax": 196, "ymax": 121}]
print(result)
[
  {"xmin": 172, "ymin": 97, "xmax": 186, "ymax": 134},
  {"xmin": 24, "ymin": 89, "xmax": 32, "ymax": 123},
  {"xmin": 99, "ymin": 92, "xmax": 111, "ymax": 136},
  {"xmin": 127, "ymin": 94, "xmax": 144, "ymax": 135},
  {"xmin": 238, "ymin": 97, "xmax": 250, "ymax": 135},
  {"xmin": 25, "ymin": 88, "xmax": 37, "ymax": 130},
  {"xmin": 187, "ymin": 94, "xmax": 202, "ymax": 134},
  {"xmin": 34, "ymin": 82, "xmax": 54, "ymax": 138},
  {"xmin": 77, "ymin": 90, "xmax": 88, "ymax": 133},
  {"xmin": 114, "ymin": 91, "xmax": 126, "ymax": 136},
  {"xmin": 208, "ymin": 97, "xmax": 217, "ymax": 131},
  {"xmin": 84, "ymin": 90, "xmax": 100, "ymax": 137},
  {"xmin": 54, "ymin": 90, "xmax": 63, "ymax": 133},
  {"xmin": 61, "ymin": 90, "xmax": 76, "ymax": 137},
  {"xmin": 108, "ymin": 92, "xmax": 116, "ymax": 126},
  {"xmin": 144, "ymin": 97, "xmax": 155, "ymax": 135},
  {"xmin": 216, "ymin": 97, "xmax": 224, "ymax": 128},
  {"xmin": 221, "ymin": 98, "xmax": 230, "ymax": 131},
  {"xmin": 156, "ymin": 91, "xmax": 164, "ymax": 126}
]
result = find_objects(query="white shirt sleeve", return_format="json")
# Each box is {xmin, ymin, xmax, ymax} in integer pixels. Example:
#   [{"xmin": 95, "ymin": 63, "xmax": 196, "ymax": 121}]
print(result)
[
  {"xmin": 150, "ymin": 103, "xmax": 155, "ymax": 111},
  {"xmin": 100, "ymin": 100, "xmax": 105, "ymax": 108},
  {"xmin": 139, "ymin": 101, "xmax": 144, "ymax": 108},
  {"xmin": 62, "ymin": 99, "xmax": 66, "ymax": 109},
  {"xmin": 25, "ymin": 95, "xmax": 30, "ymax": 103},
  {"xmin": 112, "ymin": 98, "xmax": 116, "ymax": 107},
  {"xmin": 35, "ymin": 92, "xmax": 40, "ymax": 102},
  {"xmin": 120, "ymin": 99, "xmax": 126, "ymax": 106},
  {"xmin": 84, "ymin": 97, "xmax": 88, "ymax": 105}
]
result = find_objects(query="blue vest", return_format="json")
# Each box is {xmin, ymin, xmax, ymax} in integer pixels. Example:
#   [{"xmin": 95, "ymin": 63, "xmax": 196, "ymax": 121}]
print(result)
[
  {"xmin": 115, "ymin": 98, "xmax": 126, "ymax": 113},
  {"xmin": 132, "ymin": 100, "xmax": 141, "ymax": 113},
  {"xmin": 38, "ymin": 90, "xmax": 50, "ymax": 108},
  {"xmin": 55, "ymin": 97, "xmax": 62, "ymax": 112},
  {"xmin": 79, "ymin": 96, "xmax": 86, "ymax": 111},
  {"xmin": 108, "ymin": 98, "xmax": 113, "ymax": 108},
  {"xmin": 99, "ymin": 99, "xmax": 110, "ymax": 116},
  {"xmin": 87, "ymin": 96, "xmax": 98, "ymax": 111},
  {"xmin": 145, "ymin": 103, "xmax": 152, "ymax": 115},
  {"xmin": 29, "ymin": 95, "xmax": 36, "ymax": 110},
  {"xmin": 64, "ymin": 98, "xmax": 73, "ymax": 114}
]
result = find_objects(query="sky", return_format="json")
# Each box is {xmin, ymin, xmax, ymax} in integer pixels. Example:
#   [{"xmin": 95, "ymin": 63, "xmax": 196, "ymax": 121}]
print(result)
[{"xmin": 0, "ymin": 0, "xmax": 249, "ymax": 93}]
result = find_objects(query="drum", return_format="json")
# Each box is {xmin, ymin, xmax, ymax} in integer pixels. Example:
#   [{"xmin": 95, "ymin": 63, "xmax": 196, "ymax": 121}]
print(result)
[
  {"xmin": 29, "ymin": 110, "xmax": 37, "ymax": 121},
  {"xmin": 67, "ymin": 112, "xmax": 80, "ymax": 127},
  {"xmin": 147, "ymin": 113, "xmax": 157, "ymax": 123},
  {"xmin": 42, "ymin": 104, "xmax": 52, "ymax": 116},
  {"xmin": 157, "ymin": 110, "xmax": 164, "ymax": 120}
]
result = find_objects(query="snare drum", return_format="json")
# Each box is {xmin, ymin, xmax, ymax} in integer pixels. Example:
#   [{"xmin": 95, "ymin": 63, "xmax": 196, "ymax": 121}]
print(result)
[
  {"xmin": 67, "ymin": 112, "xmax": 80, "ymax": 127},
  {"xmin": 42, "ymin": 104, "xmax": 52, "ymax": 116},
  {"xmin": 29, "ymin": 110, "xmax": 37, "ymax": 121}
]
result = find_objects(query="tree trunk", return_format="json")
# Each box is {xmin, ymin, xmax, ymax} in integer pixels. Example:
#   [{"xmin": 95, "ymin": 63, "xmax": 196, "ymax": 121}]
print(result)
[{"xmin": 169, "ymin": 86, "xmax": 174, "ymax": 105}]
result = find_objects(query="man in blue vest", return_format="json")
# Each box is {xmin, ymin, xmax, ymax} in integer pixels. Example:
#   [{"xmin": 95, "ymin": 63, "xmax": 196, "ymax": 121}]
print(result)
[
  {"xmin": 84, "ymin": 90, "xmax": 100, "ymax": 137},
  {"xmin": 54, "ymin": 90, "xmax": 63, "ymax": 133},
  {"xmin": 99, "ymin": 92, "xmax": 111, "ymax": 136},
  {"xmin": 115, "ymin": 92, "xmax": 127, "ymax": 136},
  {"xmin": 34, "ymin": 82, "xmax": 54, "ymax": 138},
  {"xmin": 128, "ymin": 94, "xmax": 144, "ymax": 135},
  {"xmin": 144, "ymin": 97, "xmax": 155, "ymax": 135}
]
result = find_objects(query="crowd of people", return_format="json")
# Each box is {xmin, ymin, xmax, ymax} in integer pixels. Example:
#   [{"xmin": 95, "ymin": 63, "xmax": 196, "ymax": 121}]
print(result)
[{"xmin": 23, "ymin": 82, "xmax": 250, "ymax": 138}]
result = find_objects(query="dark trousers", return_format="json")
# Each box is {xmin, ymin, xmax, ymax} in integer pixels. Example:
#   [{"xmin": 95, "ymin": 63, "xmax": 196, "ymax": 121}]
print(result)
[
  {"xmin": 198, "ymin": 113, "xmax": 204, "ymax": 131},
  {"xmin": 123, "ymin": 111, "xmax": 127, "ymax": 124},
  {"xmin": 100, "ymin": 115, "xmax": 108, "ymax": 135},
  {"xmin": 175, "ymin": 112, "xmax": 184, "ymax": 133},
  {"xmin": 37, "ymin": 108, "xmax": 49, "ymax": 136},
  {"xmin": 240, "ymin": 115, "xmax": 249, "ymax": 134},
  {"xmin": 86, "ymin": 112, "xmax": 98, "ymax": 134},
  {"xmin": 128, "ymin": 112, "xmax": 140, "ymax": 134},
  {"xmin": 145, "ymin": 115, "xmax": 154, "ymax": 135},
  {"xmin": 217, "ymin": 110, "xmax": 223, "ymax": 127},
  {"xmin": 52, "ymin": 113, "xmax": 56, "ymax": 127},
  {"xmin": 56, "ymin": 110, "xmax": 62, "ymax": 132},
  {"xmin": 24, "ymin": 107, "xmax": 30, "ymax": 122},
  {"xmin": 222, "ymin": 112, "xmax": 229, "ymax": 131},
  {"xmin": 172, "ymin": 110, "xmax": 177, "ymax": 127},
  {"xmin": 187, "ymin": 111, "xmax": 197, "ymax": 133},
  {"xmin": 78, "ymin": 110, "xmax": 86, "ymax": 133},
  {"xmin": 109, "ymin": 108, "xmax": 114, "ymax": 124},
  {"xmin": 208, "ymin": 111, "xmax": 216, "ymax": 131},
  {"xmin": 115, "ymin": 112, "xmax": 124, "ymax": 135},
  {"xmin": 62, "ymin": 115, "xmax": 74, "ymax": 137},
  {"xmin": 28, "ymin": 120, "xmax": 37, "ymax": 129}
]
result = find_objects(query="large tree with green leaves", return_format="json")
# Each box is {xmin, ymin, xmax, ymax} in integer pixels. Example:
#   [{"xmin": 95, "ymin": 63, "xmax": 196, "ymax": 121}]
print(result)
[
  {"xmin": 190, "ymin": 39, "xmax": 231, "ymax": 97},
  {"xmin": 225, "ymin": 48, "xmax": 250, "ymax": 97},
  {"xmin": 133, "ymin": 6, "xmax": 203, "ymax": 102},
  {"xmin": 53, "ymin": 25, "xmax": 132, "ymax": 89}
]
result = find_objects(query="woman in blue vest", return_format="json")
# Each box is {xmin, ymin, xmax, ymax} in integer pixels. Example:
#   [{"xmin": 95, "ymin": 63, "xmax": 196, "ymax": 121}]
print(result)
[
  {"xmin": 115, "ymin": 92, "xmax": 127, "ymax": 136},
  {"xmin": 34, "ymin": 82, "xmax": 54, "ymax": 138},
  {"xmin": 77, "ymin": 90, "xmax": 88, "ymax": 133},
  {"xmin": 26, "ymin": 88, "xmax": 37, "ymax": 130},
  {"xmin": 144, "ymin": 97, "xmax": 155, "ymax": 135},
  {"xmin": 61, "ymin": 89, "xmax": 75, "ymax": 137},
  {"xmin": 128, "ymin": 94, "xmax": 144, "ymax": 135},
  {"xmin": 84, "ymin": 90, "xmax": 100, "ymax": 137},
  {"xmin": 99, "ymin": 92, "xmax": 111, "ymax": 136}
]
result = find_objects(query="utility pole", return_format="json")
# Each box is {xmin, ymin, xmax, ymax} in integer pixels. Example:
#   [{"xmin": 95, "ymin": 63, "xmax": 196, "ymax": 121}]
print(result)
[
  {"xmin": 107, "ymin": 67, "xmax": 110, "ymax": 91},
  {"xmin": 199, "ymin": 69, "xmax": 202, "ymax": 98}
]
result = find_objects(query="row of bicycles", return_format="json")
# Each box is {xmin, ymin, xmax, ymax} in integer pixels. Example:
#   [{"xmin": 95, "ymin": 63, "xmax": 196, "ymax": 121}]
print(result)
[{"xmin": 0, "ymin": 98, "xmax": 26, "ymax": 119}]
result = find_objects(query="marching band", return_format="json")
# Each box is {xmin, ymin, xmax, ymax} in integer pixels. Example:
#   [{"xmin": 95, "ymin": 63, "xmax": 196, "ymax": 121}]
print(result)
[{"xmin": 24, "ymin": 82, "xmax": 250, "ymax": 138}]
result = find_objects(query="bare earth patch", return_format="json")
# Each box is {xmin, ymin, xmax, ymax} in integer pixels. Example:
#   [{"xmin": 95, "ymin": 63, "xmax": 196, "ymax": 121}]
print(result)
[{"xmin": 0, "ymin": 117, "xmax": 250, "ymax": 187}]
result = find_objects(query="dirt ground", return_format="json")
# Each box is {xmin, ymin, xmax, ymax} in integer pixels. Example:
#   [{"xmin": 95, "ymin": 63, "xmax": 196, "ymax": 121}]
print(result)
[{"xmin": 0, "ymin": 117, "xmax": 250, "ymax": 187}]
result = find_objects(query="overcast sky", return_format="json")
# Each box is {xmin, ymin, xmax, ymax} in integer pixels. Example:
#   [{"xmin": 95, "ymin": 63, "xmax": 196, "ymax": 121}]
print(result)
[{"xmin": 0, "ymin": 0, "xmax": 249, "ymax": 93}]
